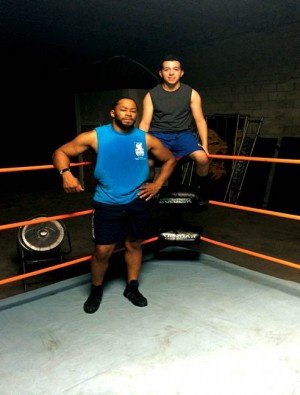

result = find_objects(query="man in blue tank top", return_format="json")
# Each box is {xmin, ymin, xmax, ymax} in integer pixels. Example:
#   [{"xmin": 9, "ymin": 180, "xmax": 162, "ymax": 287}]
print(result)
[
  {"xmin": 52, "ymin": 97, "xmax": 176, "ymax": 314},
  {"xmin": 139, "ymin": 55, "xmax": 210, "ymax": 206}
]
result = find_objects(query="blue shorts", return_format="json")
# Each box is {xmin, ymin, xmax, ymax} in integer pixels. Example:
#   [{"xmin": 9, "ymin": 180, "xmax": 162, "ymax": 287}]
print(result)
[
  {"xmin": 92, "ymin": 198, "xmax": 151, "ymax": 245},
  {"xmin": 149, "ymin": 130, "xmax": 203, "ymax": 159}
]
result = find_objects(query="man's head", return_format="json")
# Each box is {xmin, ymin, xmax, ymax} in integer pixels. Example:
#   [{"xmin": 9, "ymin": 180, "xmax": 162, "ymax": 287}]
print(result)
[
  {"xmin": 159, "ymin": 55, "xmax": 184, "ymax": 85},
  {"xmin": 110, "ymin": 97, "xmax": 138, "ymax": 132},
  {"xmin": 160, "ymin": 55, "xmax": 184, "ymax": 70}
]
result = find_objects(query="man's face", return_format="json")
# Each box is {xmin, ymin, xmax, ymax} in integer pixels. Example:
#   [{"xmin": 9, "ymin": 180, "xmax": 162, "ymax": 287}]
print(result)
[
  {"xmin": 159, "ymin": 61, "xmax": 184, "ymax": 84},
  {"xmin": 111, "ymin": 99, "xmax": 137, "ymax": 131}
]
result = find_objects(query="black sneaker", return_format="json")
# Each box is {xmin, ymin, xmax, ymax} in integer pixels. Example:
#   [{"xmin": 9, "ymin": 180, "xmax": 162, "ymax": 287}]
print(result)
[
  {"xmin": 123, "ymin": 280, "xmax": 148, "ymax": 307},
  {"xmin": 196, "ymin": 186, "xmax": 209, "ymax": 206},
  {"xmin": 83, "ymin": 286, "xmax": 103, "ymax": 314}
]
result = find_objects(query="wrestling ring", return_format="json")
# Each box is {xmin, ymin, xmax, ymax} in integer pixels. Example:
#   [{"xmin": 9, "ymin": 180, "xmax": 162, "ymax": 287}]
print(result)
[{"xmin": 1, "ymin": 154, "xmax": 300, "ymax": 395}]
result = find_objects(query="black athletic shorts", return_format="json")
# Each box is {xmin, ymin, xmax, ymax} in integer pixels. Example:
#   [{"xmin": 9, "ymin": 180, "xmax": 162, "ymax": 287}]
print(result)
[{"xmin": 92, "ymin": 198, "xmax": 151, "ymax": 245}]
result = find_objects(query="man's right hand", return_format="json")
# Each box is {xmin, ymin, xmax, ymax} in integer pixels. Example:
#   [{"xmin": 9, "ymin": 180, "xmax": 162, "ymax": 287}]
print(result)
[{"xmin": 62, "ymin": 172, "xmax": 84, "ymax": 193}]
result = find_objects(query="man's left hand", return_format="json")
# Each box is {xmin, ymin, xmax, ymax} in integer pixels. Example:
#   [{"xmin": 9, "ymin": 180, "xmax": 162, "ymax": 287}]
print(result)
[{"xmin": 137, "ymin": 182, "xmax": 162, "ymax": 201}]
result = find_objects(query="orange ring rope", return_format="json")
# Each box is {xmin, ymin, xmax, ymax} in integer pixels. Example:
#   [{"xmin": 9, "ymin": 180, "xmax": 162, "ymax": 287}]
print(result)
[
  {"xmin": 1, "ymin": 202, "xmax": 299, "ymax": 233},
  {"xmin": 0, "ymin": 162, "xmax": 92, "ymax": 173},
  {"xmin": 209, "ymin": 200, "xmax": 300, "ymax": 221},
  {"xmin": 208, "ymin": 154, "xmax": 300, "ymax": 164},
  {"xmin": 0, "ymin": 237, "xmax": 160, "ymax": 285},
  {"xmin": 1, "ymin": 232, "xmax": 300, "ymax": 285},
  {"xmin": 0, "ymin": 211, "xmax": 93, "ymax": 231},
  {"xmin": 1, "ymin": 155, "xmax": 300, "ymax": 173},
  {"xmin": 0, "ymin": 256, "xmax": 92, "ymax": 285},
  {"xmin": 200, "ymin": 236, "xmax": 300, "ymax": 270}
]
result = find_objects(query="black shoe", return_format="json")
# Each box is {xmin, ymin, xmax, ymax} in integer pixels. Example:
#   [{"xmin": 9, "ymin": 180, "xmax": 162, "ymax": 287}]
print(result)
[
  {"xmin": 83, "ymin": 286, "xmax": 103, "ymax": 314},
  {"xmin": 123, "ymin": 280, "xmax": 148, "ymax": 307},
  {"xmin": 196, "ymin": 187, "xmax": 209, "ymax": 206},
  {"xmin": 196, "ymin": 175, "xmax": 210, "ymax": 206}
]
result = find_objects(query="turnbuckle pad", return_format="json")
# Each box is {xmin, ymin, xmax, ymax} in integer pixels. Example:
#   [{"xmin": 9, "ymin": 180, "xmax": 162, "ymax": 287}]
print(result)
[
  {"xmin": 154, "ymin": 188, "xmax": 198, "ymax": 205},
  {"xmin": 158, "ymin": 227, "xmax": 202, "ymax": 243}
]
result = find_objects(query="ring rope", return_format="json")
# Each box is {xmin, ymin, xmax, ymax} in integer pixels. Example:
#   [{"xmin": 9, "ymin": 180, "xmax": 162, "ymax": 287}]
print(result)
[
  {"xmin": 0, "ymin": 162, "xmax": 92, "ymax": 173},
  {"xmin": 209, "ymin": 201, "xmax": 300, "ymax": 221},
  {"xmin": 209, "ymin": 154, "xmax": 300, "ymax": 164},
  {"xmin": 0, "ymin": 153, "xmax": 300, "ymax": 174},
  {"xmin": 0, "ymin": 211, "xmax": 93, "ymax": 231},
  {"xmin": 0, "ymin": 237, "xmax": 160, "ymax": 285},
  {"xmin": 200, "ymin": 236, "xmax": 300, "ymax": 270},
  {"xmin": 1, "ymin": 233, "xmax": 300, "ymax": 285},
  {"xmin": 1, "ymin": 200, "xmax": 299, "ymax": 232}
]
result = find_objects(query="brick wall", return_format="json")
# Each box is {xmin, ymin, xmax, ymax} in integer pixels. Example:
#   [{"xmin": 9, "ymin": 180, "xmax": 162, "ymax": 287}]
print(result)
[
  {"xmin": 201, "ymin": 77, "xmax": 300, "ymax": 138},
  {"xmin": 184, "ymin": 26, "xmax": 300, "ymax": 139}
]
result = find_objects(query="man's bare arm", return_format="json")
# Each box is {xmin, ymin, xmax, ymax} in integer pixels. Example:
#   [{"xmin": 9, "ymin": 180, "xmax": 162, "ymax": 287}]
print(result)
[
  {"xmin": 138, "ymin": 93, "xmax": 153, "ymax": 133},
  {"xmin": 137, "ymin": 134, "xmax": 176, "ymax": 200},
  {"xmin": 52, "ymin": 130, "xmax": 97, "ymax": 193},
  {"xmin": 190, "ymin": 89, "xmax": 209, "ymax": 154}
]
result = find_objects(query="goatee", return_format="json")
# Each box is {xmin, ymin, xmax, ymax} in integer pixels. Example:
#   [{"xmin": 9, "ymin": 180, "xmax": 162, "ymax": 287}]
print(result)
[{"xmin": 115, "ymin": 118, "xmax": 135, "ymax": 131}]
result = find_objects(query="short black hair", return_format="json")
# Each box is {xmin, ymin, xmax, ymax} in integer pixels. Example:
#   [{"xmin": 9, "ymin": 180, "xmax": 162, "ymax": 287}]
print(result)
[
  {"xmin": 111, "ymin": 97, "xmax": 138, "ymax": 111},
  {"xmin": 160, "ymin": 55, "xmax": 183, "ymax": 70}
]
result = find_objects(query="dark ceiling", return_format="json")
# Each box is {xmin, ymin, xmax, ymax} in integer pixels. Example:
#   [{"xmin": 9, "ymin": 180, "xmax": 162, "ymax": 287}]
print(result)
[
  {"xmin": 1, "ymin": 0, "xmax": 300, "ymax": 176},
  {"xmin": 1, "ymin": 0, "xmax": 300, "ymax": 90}
]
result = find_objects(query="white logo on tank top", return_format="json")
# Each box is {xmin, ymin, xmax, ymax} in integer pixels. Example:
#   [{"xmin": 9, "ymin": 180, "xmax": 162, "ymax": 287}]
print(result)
[{"xmin": 134, "ymin": 142, "xmax": 146, "ymax": 159}]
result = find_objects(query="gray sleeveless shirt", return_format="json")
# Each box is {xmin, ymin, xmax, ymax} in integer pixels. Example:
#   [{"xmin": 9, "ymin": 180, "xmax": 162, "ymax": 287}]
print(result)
[{"xmin": 149, "ymin": 83, "xmax": 194, "ymax": 132}]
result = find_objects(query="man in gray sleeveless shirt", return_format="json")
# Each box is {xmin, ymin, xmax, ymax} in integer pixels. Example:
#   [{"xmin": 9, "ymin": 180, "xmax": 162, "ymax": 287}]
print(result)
[{"xmin": 139, "ymin": 55, "xmax": 210, "ymax": 206}]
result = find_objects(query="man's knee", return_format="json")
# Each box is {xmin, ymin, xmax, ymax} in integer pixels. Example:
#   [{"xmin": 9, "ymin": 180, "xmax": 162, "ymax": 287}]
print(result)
[
  {"xmin": 190, "ymin": 151, "xmax": 208, "ymax": 166},
  {"xmin": 125, "ymin": 238, "xmax": 142, "ymax": 251}
]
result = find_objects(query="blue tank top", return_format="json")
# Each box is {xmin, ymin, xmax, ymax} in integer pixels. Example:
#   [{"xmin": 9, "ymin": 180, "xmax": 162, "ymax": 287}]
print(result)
[
  {"xmin": 149, "ymin": 83, "xmax": 194, "ymax": 132},
  {"xmin": 93, "ymin": 124, "xmax": 149, "ymax": 204}
]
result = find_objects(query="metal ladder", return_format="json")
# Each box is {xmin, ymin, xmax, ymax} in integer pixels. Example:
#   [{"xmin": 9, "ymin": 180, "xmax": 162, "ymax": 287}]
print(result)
[{"xmin": 223, "ymin": 116, "xmax": 264, "ymax": 203}]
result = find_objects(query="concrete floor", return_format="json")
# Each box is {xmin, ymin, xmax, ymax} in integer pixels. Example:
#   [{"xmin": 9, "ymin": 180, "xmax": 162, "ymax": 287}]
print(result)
[{"xmin": 1, "ymin": 189, "xmax": 300, "ymax": 300}]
